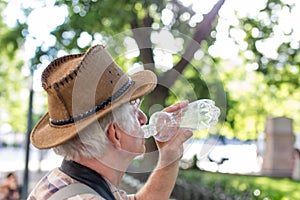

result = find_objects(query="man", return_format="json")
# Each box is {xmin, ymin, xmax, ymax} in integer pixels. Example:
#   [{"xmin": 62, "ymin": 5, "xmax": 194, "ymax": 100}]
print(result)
[
  {"xmin": 28, "ymin": 44, "xmax": 192, "ymax": 199},
  {"xmin": 0, "ymin": 172, "xmax": 20, "ymax": 200}
]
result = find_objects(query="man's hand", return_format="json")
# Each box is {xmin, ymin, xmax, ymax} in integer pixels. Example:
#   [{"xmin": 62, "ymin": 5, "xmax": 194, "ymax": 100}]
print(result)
[
  {"xmin": 135, "ymin": 101, "xmax": 193, "ymax": 200},
  {"xmin": 155, "ymin": 100, "xmax": 193, "ymax": 168}
]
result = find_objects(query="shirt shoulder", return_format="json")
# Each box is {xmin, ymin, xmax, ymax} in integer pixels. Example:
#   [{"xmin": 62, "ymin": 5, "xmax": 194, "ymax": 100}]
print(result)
[
  {"xmin": 67, "ymin": 194, "xmax": 106, "ymax": 200},
  {"xmin": 28, "ymin": 168, "xmax": 78, "ymax": 199},
  {"xmin": 28, "ymin": 168, "xmax": 128, "ymax": 200}
]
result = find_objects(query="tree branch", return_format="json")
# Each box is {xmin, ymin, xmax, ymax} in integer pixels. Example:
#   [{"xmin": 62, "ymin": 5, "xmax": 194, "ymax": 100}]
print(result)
[
  {"xmin": 158, "ymin": 0, "xmax": 225, "ymax": 89},
  {"xmin": 131, "ymin": 13, "xmax": 155, "ymax": 70}
]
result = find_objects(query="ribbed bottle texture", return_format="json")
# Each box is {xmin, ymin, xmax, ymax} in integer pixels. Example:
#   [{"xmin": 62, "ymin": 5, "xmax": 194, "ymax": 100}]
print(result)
[{"xmin": 142, "ymin": 99, "xmax": 220, "ymax": 142}]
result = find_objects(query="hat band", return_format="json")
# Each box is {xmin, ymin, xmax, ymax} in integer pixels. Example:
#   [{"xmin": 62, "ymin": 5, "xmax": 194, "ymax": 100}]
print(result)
[{"xmin": 50, "ymin": 78, "xmax": 133, "ymax": 126}]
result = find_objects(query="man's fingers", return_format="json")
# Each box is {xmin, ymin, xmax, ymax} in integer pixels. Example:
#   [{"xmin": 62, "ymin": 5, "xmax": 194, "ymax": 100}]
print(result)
[{"xmin": 163, "ymin": 100, "xmax": 189, "ymax": 113}]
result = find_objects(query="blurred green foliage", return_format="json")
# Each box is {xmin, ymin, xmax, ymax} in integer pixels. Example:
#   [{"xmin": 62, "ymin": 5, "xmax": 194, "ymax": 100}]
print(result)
[
  {"xmin": 0, "ymin": 0, "xmax": 27, "ymax": 133},
  {"xmin": 178, "ymin": 169, "xmax": 300, "ymax": 199}
]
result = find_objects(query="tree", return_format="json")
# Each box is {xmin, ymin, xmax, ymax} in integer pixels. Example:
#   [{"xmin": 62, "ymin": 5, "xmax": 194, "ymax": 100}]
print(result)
[
  {"xmin": 0, "ymin": 0, "xmax": 27, "ymax": 134},
  {"xmin": 211, "ymin": 0, "xmax": 300, "ymax": 137}
]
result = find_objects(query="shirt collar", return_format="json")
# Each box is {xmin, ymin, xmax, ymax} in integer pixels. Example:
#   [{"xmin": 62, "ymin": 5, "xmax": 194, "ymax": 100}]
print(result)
[{"xmin": 60, "ymin": 159, "xmax": 116, "ymax": 200}]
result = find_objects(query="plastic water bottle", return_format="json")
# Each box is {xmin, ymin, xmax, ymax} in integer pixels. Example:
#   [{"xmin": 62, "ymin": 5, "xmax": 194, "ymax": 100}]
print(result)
[{"xmin": 142, "ymin": 99, "xmax": 220, "ymax": 142}]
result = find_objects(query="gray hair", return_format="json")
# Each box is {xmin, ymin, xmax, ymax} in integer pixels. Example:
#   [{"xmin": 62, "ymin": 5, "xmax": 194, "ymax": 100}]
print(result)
[{"xmin": 53, "ymin": 102, "xmax": 136, "ymax": 160}]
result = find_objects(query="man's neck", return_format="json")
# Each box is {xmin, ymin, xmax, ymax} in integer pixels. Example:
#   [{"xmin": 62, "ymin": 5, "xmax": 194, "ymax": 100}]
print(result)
[{"xmin": 76, "ymin": 152, "xmax": 132, "ymax": 186}]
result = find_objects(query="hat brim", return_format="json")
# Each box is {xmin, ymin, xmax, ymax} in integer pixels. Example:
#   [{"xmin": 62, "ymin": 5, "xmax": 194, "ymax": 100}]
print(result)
[{"xmin": 30, "ymin": 70, "xmax": 157, "ymax": 149}]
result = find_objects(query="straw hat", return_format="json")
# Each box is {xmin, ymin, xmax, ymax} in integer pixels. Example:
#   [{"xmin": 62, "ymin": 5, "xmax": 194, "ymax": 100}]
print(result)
[{"xmin": 30, "ymin": 44, "xmax": 157, "ymax": 149}]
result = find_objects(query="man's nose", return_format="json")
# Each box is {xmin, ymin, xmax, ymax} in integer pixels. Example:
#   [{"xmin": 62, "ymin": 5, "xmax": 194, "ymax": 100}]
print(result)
[{"xmin": 138, "ymin": 109, "xmax": 148, "ymax": 126}]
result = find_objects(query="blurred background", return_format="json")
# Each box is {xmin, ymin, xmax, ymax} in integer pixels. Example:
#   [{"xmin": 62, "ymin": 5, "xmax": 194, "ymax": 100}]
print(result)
[{"xmin": 0, "ymin": 0, "xmax": 300, "ymax": 199}]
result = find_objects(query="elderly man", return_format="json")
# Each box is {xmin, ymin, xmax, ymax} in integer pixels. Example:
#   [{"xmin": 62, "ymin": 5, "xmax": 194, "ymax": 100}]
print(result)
[{"xmin": 28, "ymin": 44, "xmax": 192, "ymax": 200}]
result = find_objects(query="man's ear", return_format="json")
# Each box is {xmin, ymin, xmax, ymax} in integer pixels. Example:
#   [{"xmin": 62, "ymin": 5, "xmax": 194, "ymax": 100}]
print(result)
[{"xmin": 107, "ymin": 123, "xmax": 121, "ymax": 149}]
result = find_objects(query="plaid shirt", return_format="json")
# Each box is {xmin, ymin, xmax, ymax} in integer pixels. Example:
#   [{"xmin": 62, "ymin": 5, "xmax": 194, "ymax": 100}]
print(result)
[{"xmin": 27, "ymin": 168, "xmax": 129, "ymax": 200}]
